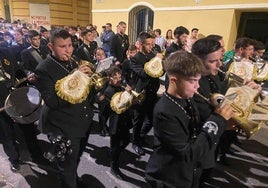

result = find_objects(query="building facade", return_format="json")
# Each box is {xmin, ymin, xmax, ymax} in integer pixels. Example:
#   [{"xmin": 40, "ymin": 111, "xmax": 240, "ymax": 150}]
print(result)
[{"xmin": 1, "ymin": 0, "xmax": 268, "ymax": 49}]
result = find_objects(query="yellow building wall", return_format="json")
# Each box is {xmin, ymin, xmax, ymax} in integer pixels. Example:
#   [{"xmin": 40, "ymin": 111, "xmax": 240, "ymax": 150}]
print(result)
[
  {"xmin": 92, "ymin": 0, "xmax": 268, "ymax": 50},
  {"xmin": 6, "ymin": 0, "xmax": 90, "ymax": 27},
  {"xmin": 0, "ymin": 1, "xmax": 5, "ymax": 19},
  {"xmin": 9, "ymin": 0, "xmax": 30, "ymax": 22},
  {"xmin": 49, "ymin": 0, "xmax": 90, "ymax": 27}
]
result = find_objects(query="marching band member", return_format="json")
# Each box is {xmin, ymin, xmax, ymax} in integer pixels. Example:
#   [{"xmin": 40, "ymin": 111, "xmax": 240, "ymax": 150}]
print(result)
[
  {"xmin": 145, "ymin": 50, "xmax": 233, "ymax": 188},
  {"xmin": 0, "ymin": 47, "xmax": 42, "ymax": 172},
  {"xmin": 104, "ymin": 65, "xmax": 132, "ymax": 180},
  {"xmin": 21, "ymin": 29, "xmax": 50, "ymax": 73},
  {"xmin": 0, "ymin": 47, "xmax": 21, "ymax": 172},
  {"xmin": 34, "ymin": 28, "xmax": 94, "ymax": 188},
  {"xmin": 74, "ymin": 29, "xmax": 98, "ymax": 63},
  {"xmin": 192, "ymin": 38, "xmax": 230, "ymax": 185},
  {"xmin": 130, "ymin": 32, "xmax": 162, "ymax": 156}
]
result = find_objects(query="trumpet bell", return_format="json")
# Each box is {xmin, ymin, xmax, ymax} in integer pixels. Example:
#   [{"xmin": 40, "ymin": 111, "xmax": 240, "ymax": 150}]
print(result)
[
  {"xmin": 80, "ymin": 60, "xmax": 96, "ymax": 72},
  {"xmin": 110, "ymin": 91, "xmax": 133, "ymax": 114},
  {"xmin": 55, "ymin": 70, "xmax": 92, "ymax": 104},
  {"xmin": 144, "ymin": 56, "xmax": 164, "ymax": 78},
  {"xmin": 90, "ymin": 74, "xmax": 108, "ymax": 90},
  {"xmin": 233, "ymin": 117, "xmax": 263, "ymax": 139},
  {"xmin": 131, "ymin": 90, "xmax": 145, "ymax": 104}
]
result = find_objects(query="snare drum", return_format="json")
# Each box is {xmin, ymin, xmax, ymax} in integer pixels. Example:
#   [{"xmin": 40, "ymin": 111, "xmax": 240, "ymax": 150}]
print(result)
[{"xmin": 4, "ymin": 86, "xmax": 42, "ymax": 124}]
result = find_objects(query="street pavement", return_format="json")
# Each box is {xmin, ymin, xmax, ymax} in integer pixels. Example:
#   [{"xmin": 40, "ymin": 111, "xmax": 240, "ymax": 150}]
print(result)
[{"xmin": 1, "ymin": 112, "xmax": 268, "ymax": 188}]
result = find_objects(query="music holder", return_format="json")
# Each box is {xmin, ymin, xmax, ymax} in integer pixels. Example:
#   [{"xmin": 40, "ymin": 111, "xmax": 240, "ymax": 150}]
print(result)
[{"xmin": 95, "ymin": 56, "xmax": 114, "ymax": 73}]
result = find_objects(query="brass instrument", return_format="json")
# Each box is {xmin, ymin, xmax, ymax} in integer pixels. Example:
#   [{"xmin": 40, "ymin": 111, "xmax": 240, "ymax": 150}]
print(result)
[
  {"xmin": 226, "ymin": 59, "xmax": 258, "ymax": 84},
  {"xmin": 144, "ymin": 49, "xmax": 165, "ymax": 78},
  {"xmin": 249, "ymin": 57, "xmax": 268, "ymax": 81},
  {"xmin": 110, "ymin": 86, "xmax": 145, "ymax": 114},
  {"xmin": 195, "ymin": 85, "xmax": 263, "ymax": 138},
  {"xmin": 218, "ymin": 68, "xmax": 244, "ymax": 85},
  {"xmin": 55, "ymin": 57, "xmax": 108, "ymax": 104}
]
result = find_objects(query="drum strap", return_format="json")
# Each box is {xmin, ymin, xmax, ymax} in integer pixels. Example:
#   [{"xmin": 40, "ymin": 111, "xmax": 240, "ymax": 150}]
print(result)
[
  {"xmin": 83, "ymin": 46, "xmax": 92, "ymax": 61},
  {"xmin": 29, "ymin": 48, "xmax": 43, "ymax": 64}
]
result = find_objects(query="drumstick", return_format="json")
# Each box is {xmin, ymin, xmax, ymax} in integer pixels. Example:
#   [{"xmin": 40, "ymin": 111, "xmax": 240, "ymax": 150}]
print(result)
[{"xmin": 0, "ymin": 104, "xmax": 12, "ymax": 112}]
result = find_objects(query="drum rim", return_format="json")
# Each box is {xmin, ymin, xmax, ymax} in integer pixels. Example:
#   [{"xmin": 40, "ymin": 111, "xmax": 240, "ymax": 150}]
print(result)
[{"xmin": 4, "ymin": 86, "xmax": 42, "ymax": 118}]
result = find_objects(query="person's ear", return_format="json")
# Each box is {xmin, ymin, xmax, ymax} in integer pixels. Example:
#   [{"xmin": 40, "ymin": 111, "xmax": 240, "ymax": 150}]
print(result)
[
  {"xmin": 47, "ymin": 42, "xmax": 53, "ymax": 52},
  {"xmin": 169, "ymin": 76, "xmax": 177, "ymax": 84}
]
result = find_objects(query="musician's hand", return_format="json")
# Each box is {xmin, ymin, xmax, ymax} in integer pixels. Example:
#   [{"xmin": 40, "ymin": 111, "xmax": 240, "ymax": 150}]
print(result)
[
  {"xmin": 156, "ymin": 53, "xmax": 163, "ymax": 59},
  {"xmin": 79, "ymin": 64, "xmax": 93, "ymax": 76},
  {"xmin": 214, "ymin": 103, "xmax": 233, "ymax": 120},
  {"xmin": 27, "ymin": 73, "xmax": 36, "ymax": 83},
  {"xmin": 125, "ymin": 85, "xmax": 132, "ymax": 92},
  {"xmin": 244, "ymin": 80, "xmax": 262, "ymax": 92}
]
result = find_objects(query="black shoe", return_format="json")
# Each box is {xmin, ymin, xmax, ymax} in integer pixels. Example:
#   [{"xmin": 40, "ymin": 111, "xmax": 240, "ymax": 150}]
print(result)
[
  {"xmin": 110, "ymin": 167, "xmax": 124, "ymax": 180},
  {"xmin": 219, "ymin": 155, "xmax": 230, "ymax": 166},
  {"xmin": 11, "ymin": 161, "xmax": 20, "ymax": 172},
  {"xmin": 132, "ymin": 144, "xmax": 145, "ymax": 156}
]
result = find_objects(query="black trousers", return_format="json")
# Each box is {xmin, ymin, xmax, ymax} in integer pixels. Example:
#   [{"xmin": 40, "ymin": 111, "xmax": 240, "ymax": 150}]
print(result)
[
  {"xmin": 16, "ymin": 123, "xmax": 42, "ymax": 159},
  {"xmin": 57, "ymin": 136, "xmax": 88, "ymax": 188},
  {"xmin": 110, "ymin": 125, "xmax": 130, "ymax": 167},
  {"xmin": 98, "ymin": 99, "xmax": 109, "ymax": 132},
  {"xmin": 132, "ymin": 95, "xmax": 157, "ymax": 146},
  {"xmin": 0, "ymin": 113, "xmax": 20, "ymax": 164}
]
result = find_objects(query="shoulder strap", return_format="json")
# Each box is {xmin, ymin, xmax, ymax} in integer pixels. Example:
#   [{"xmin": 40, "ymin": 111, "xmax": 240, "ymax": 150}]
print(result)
[
  {"xmin": 83, "ymin": 46, "xmax": 92, "ymax": 60},
  {"xmin": 29, "ymin": 48, "xmax": 43, "ymax": 64}
]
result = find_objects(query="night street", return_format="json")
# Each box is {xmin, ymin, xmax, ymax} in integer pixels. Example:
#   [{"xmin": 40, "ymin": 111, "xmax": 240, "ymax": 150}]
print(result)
[{"xmin": 1, "ymin": 113, "xmax": 268, "ymax": 188}]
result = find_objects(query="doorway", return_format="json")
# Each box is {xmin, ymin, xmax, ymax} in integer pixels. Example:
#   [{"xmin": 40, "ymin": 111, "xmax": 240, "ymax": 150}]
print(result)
[
  {"xmin": 128, "ymin": 6, "xmax": 154, "ymax": 44},
  {"xmin": 237, "ymin": 12, "xmax": 268, "ymax": 50}
]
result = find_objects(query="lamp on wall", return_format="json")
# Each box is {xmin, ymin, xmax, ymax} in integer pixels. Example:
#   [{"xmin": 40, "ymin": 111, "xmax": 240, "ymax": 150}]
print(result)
[{"xmin": 195, "ymin": 0, "xmax": 201, "ymax": 3}]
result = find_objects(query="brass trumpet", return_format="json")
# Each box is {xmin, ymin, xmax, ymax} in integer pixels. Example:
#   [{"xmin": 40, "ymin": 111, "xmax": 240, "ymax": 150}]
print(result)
[
  {"xmin": 195, "ymin": 91, "xmax": 262, "ymax": 138},
  {"xmin": 69, "ymin": 56, "xmax": 109, "ymax": 90},
  {"xmin": 110, "ymin": 86, "xmax": 145, "ymax": 114},
  {"xmin": 55, "ymin": 56, "xmax": 108, "ymax": 104},
  {"xmin": 144, "ymin": 49, "xmax": 165, "ymax": 78},
  {"xmin": 218, "ymin": 68, "xmax": 244, "ymax": 84}
]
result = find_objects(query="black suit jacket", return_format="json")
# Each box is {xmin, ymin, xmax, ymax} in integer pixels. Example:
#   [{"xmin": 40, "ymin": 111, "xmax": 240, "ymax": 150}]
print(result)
[
  {"xmin": 21, "ymin": 45, "xmax": 50, "ymax": 72},
  {"xmin": 111, "ymin": 33, "xmax": 129, "ymax": 63},
  {"xmin": 34, "ymin": 55, "xmax": 94, "ymax": 138},
  {"xmin": 193, "ymin": 74, "xmax": 228, "ymax": 169},
  {"xmin": 104, "ymin": 84, "xmax": 131, "ymax": 135},
  {"xmin": 74, "ymin": 42, "xmax": 97, "ymax": 63},
  {"xmin": 131, "ymin": 51, "xmax": 160, "ymax": 95},
  {"xmin": 145, "ymin": 94, "xmax": 227, "ymax": 188},
  {"xmin": 0, "ymin": 47, "xmax": 18, "ymax": 106}
]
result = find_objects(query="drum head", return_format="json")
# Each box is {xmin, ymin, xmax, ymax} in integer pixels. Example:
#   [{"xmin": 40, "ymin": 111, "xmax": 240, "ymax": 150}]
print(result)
[{"xmin": 5, "ymin": 87, "xmax": 41, "ymax": 118}]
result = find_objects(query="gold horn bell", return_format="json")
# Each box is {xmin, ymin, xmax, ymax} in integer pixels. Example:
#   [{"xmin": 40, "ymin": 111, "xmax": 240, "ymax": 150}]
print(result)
[
  {"xmin": 210, "ymin": 91, "xmax": 262, "ymax": 139},
  {"xmin": 55, "ymin": 59, "xmax": 108, "ymax": 104}
]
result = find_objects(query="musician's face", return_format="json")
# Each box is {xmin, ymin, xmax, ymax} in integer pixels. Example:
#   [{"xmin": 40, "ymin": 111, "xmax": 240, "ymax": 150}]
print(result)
[
  {"xmin": 84, "ymin": 32, "xmax": 94, "ymax": 42},
  {"xmin": 170, "ymin": 74, "xmax": 201, "ymax": 98},
  {"xmin": 141, "ymin": 38, "xmax": 153, "ymax": 54},
  {"xmin": 127, "ymin": 50, "xmax": 137, "ymax": 58},
  {"xmin": 30, "ymin": 35, "xmax": 40, "ymax": 48},
  {"xmin": 110, "ymin": 72, "xmax": 122, "ymax": 86},
  {"xmin": 48, "ymin": 37, "xmax": 73, "ymax": 61},
  {"xmin": 242, "ymin": 45, "xmax": 254, "ymax": 59},
  {"xmin": 204, "ymin": 48, "xmax": 223, "ymax": 75}
]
